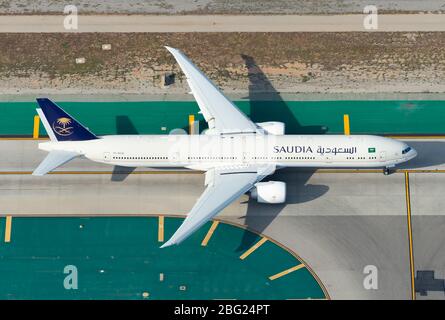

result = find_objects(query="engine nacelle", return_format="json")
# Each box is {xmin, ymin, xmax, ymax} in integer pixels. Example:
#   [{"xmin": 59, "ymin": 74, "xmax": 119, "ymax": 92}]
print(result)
[
  {"xmin": 256, "ymin": 121, "xmax": 285, "ymax": 135},
  {"xmin": 250, "ymin": 181, "xmax": 286, "ymax": 204}
]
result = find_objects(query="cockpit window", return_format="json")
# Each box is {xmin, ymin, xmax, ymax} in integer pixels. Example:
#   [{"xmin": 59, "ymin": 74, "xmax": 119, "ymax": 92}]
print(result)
[{"xmin": 402, "ymin": 147, "xmax": 411, "ymax": 154}]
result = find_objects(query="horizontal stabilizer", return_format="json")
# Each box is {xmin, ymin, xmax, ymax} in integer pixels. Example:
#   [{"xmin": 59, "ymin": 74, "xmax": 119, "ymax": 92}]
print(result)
[{"xmin": 32, "ymin": 150, "xmax": 79, "ymax": 176}]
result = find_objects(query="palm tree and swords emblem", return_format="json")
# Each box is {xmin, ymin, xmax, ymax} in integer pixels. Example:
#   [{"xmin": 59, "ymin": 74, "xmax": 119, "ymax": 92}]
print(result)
[{"xmin": 52, "ymin": 117, "xmax": 74, "ymax": 136}]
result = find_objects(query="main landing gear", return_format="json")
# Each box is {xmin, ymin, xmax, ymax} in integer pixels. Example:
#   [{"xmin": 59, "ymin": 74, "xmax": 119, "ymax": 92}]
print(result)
[{"xmin": 383, "ymin": 167, "xmax": 392, "ymax": 175}]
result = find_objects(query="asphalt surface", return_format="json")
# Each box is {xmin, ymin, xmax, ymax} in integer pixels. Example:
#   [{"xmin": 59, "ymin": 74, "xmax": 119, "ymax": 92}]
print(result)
[
  {"xmin": 1, "ymin": 138, "xmax": 445, "ymax": 298},
  {"xmin": 1, "ymin": 14, "xmax": 445, "ymax": 33}
]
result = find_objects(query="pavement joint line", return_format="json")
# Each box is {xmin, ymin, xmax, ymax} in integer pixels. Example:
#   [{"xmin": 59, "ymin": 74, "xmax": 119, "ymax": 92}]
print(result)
[
  {"xmin": 269, "ymin": 264, "xmax": 305, "ymax": 281},
  {"xmin": 4, "ymin": 216, "xmax": 12, "ymax": 243},
  {"xmin": 158, "ymin": 215, "xmax": 164, "ymax": 242},
  {"xmin": 404, "ymin": 172, "xmax": 416, "ymax": 300},
  {"xmin": 201, "ymin": 221, "xmax": 219, "ymax": 247},
  {"xmin": 239, "ymin": 237, "xmax": 268, "ymax": 260}
]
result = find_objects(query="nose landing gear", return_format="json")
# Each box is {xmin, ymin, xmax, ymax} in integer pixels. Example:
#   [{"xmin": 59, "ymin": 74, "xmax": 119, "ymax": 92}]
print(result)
[{"xmin": 383, "ymin": 167, "xmax": 392, "ymax": 175}]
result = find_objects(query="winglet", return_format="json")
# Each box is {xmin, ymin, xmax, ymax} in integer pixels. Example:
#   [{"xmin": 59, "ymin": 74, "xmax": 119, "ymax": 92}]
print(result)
[
  {"xmin": 160, "ymin": 239, "xmax": 176, "ymax": 249},
  {"xmin": 164, "ymin": 46, "xmax": 176, "ymax": 53}
]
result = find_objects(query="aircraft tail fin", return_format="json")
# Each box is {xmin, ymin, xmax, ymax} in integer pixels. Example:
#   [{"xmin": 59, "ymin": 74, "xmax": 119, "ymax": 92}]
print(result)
[
  {"xmin": 36, "ymin": 98, "xmax": 98, "ymax": 142},
  {"xmin": 32, "ymin": 150, "xmax": 79, "ymax": 176}
]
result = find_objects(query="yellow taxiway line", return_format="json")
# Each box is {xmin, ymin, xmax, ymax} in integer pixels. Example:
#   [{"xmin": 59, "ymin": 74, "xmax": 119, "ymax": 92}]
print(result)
[
  {"xmin": 343, "ymin": 114, "xmax": 350, "ymax": 135},
  {"xmin": 189, "ymin": 115, "xmax": 195, "ymax": 135},
  {"xmin": 404, "ymin": 172, "xmax": 416, "ymax": 300},
  {"xmin": 158, "ymin": 216, "xmax": 164, "ymax": 242},
  {"xmin": 4, "ymin": 216, "xmax": 12, "ymax": 243},
  {"xmin": 240, "ymin": 237, "xmax": 268, "ymax": 260},
  {"xmin": 269, "ymin": 264, "xmax": 305, "ymax": 281},
  {"xmin": 33, "ymin": 115, "xmax": 40, "ymax": 139},
  {"xmin": 201, "ymin": 221, "xmax": 219, "ymax": 246}
]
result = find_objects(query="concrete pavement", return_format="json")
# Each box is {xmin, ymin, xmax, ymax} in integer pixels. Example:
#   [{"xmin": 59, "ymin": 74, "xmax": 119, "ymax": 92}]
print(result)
[{"xmin": 1, "ymin": 14, "xmax": 445, "ymax": 33}]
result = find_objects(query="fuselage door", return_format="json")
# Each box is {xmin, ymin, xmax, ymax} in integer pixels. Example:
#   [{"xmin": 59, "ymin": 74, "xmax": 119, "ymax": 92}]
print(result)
[
  {"xmin": 379, "ymin": 151, "xmax": 386, "ymax": 161},
  {"xmin": 170, "ymin": 151, "xmax": 180, "ymax": 162},
  {"xmin": 103, "ymin": 152, "xmax": 111, "ymax": 162},
  {"xmin": 242, "ymin": 135, "xmax": 254, "ymax": 163}
]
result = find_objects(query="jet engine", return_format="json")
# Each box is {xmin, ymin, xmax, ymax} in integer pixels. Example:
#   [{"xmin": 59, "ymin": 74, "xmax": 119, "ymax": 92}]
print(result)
[
  {"xmin": 250, "ymin": 181, "xmax": 286, "ymax": 204},
  {"xmin": 256, "ymin": 122, "xmax": 285, "ymax": 135}
]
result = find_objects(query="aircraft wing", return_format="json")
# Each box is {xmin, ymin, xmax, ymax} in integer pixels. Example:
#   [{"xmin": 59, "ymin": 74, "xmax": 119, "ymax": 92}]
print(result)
[
  {"xmin": 161, "ymin": 164, "xmax": 275, "ymax": 248},
  {"xmin": 165, "ymin": 46, "xmax": 259, "ymax": 135}
]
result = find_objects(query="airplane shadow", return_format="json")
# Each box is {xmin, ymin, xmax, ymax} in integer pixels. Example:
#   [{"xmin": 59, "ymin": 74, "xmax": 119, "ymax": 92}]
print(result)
[
  {"xmin": 235, "ymin": 55, "xmax": 331, "ymax": 251},
  {"xmin": 241, "ymin": 54, "xmax": 327, "ymax": 134},
  {"xmin": 116, "ymin": 115, "xmax": 139, "ymax": 135},
  {"xmin": 111, "ymin": 165, "xmax": 136, "ymax": 182},
  {"xmin": 111, "ymin": 115, "xmax": 138, "ymax": 182},
  {"xmin": 237, "ymin": 170, "xmax": 329, "ymax": 252}
]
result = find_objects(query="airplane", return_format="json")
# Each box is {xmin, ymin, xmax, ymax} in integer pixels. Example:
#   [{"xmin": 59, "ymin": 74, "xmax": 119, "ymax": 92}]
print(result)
[{"xmin": 33, "ymin": 46, "xmax": 418, "ymax": 248}]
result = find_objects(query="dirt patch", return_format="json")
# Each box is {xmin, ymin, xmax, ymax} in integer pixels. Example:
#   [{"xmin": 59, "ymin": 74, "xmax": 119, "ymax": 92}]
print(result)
[{"xmin": 0, "ymin": 32, "xmax": 444, "ymax": 94}]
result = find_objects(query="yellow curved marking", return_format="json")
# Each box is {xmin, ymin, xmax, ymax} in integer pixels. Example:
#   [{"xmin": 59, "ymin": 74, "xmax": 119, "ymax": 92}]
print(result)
[
  {"xmin": 201, "ymin": 221, "xmax": 219, "ymax": 246},
  {"xmin": 0, "ymin": 213, "xmax": 329, "ymax": 299},
  {"xmin": 269, "ymin": 264, "xmax": 305, "ymax": 281},
  {"xmin": 240, "ymin": 237, "xmax": 268, "ymax": 260},
  {"xmin": 158, "ymin": 216, "xmax": 164, "ymax": 242},
  {"xmin": 215, "ymin": 218, "xmax": 330, "ymax": 300},
  {"xmin": 4, "ymin": 216, "xmax": 12, "ymax": 243}
]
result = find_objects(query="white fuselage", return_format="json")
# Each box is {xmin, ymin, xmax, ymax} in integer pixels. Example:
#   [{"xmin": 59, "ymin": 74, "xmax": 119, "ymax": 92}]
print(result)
[{"xmin": 38, "ymin": 134, "xmax": 417, "ymax": 171}]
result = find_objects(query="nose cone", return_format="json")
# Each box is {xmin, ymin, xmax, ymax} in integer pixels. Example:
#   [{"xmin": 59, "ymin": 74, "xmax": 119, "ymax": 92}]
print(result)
[
  {"xmin": 399, "ymin": 141, "xmax": 417, "ymax": 163},
  {"xmin": 409, "ymin": 147, "xmax": 418, "ymax": 159},
  {"xmin": 402, "ymin": 143, "xmax": 417, "ymax": 161}
]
